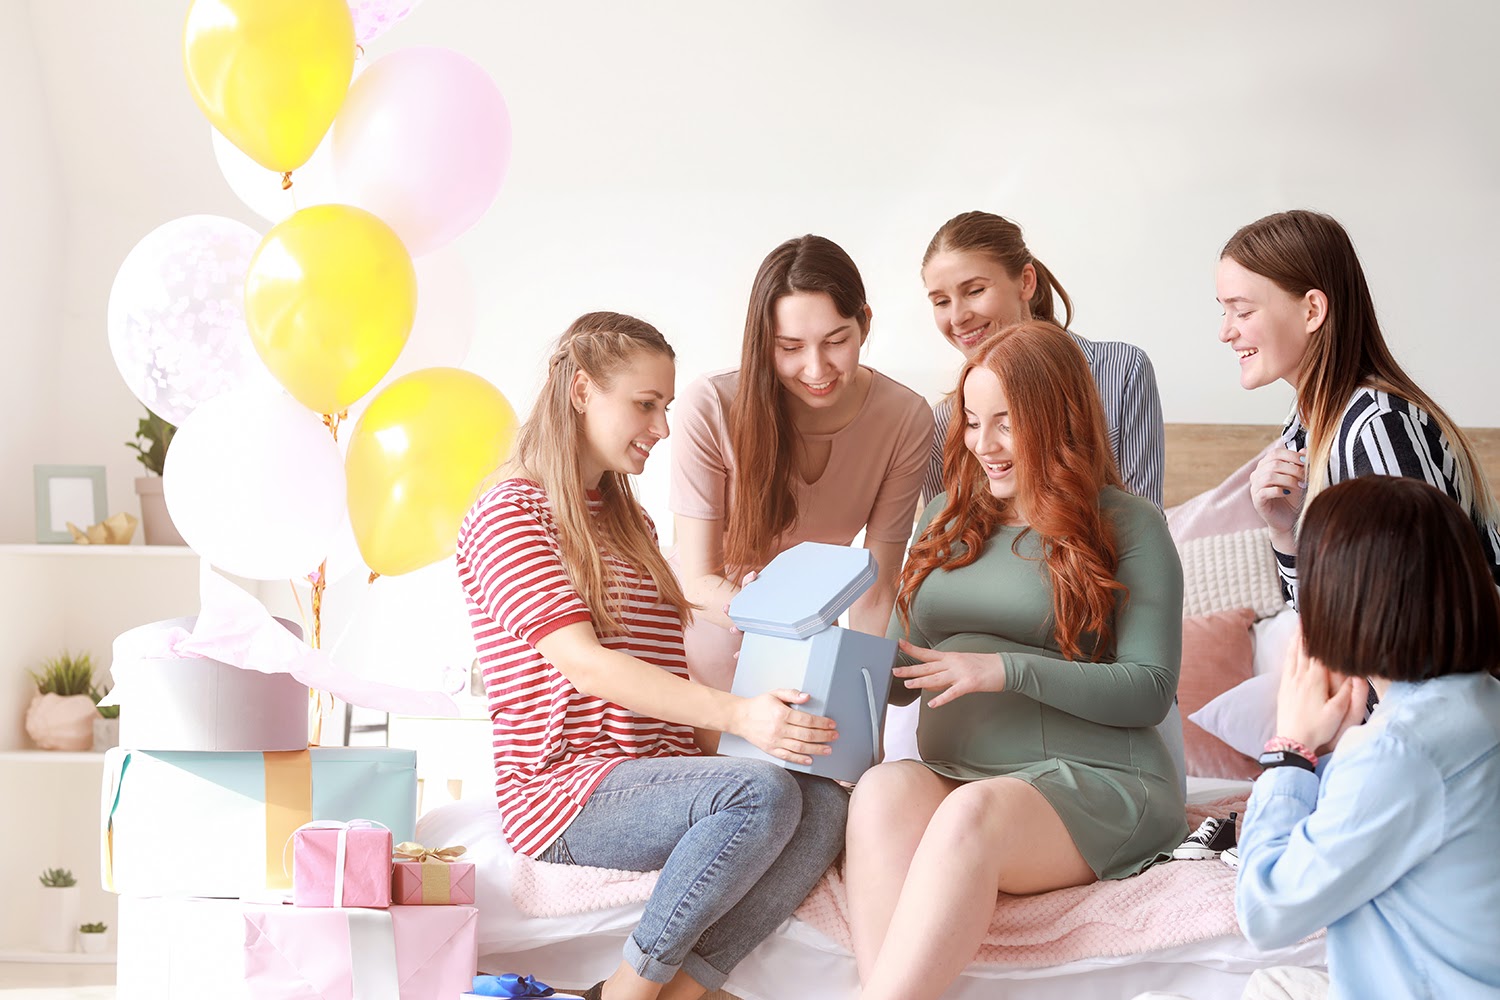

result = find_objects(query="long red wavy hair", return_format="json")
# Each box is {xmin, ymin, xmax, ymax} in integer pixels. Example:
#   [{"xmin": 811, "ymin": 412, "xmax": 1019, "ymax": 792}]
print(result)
[{"xmin": 896, "ymin": 321, "xmax": 1127, "ymax": 660}]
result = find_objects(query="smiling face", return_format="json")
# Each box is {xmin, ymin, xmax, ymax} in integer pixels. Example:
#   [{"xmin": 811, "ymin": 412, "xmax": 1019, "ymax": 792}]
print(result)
[
  {"xmin": 574, "ymin": 349, "xmax": 674, "ymax": 487},
  {"xmin": 961, "ymin": 365, "xmax": 1019, "ymax": 504},
  {"xmin": 771, "ymin": 291, "xmax": 868, "ymax": 412},
  {"xmin": 1216, "ymin": 257, "xmax": 1324, "ymax": 391},
  {"xmin": 923, "ymin": 250, "xmax": 1036, "ymax": 360}
]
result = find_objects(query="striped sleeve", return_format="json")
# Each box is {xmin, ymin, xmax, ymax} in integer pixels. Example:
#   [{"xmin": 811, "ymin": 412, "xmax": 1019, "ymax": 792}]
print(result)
[
  {"xmin": 921, "ymin": 396, "xmax": 954, "ymax": 508},
  {"xmin": 458, "ymin": 491, "xmax": 592, "ymax": 646},
  {"xmin": 1111, "ymin": 347, "xmax": 1166, "ymax": 508}
]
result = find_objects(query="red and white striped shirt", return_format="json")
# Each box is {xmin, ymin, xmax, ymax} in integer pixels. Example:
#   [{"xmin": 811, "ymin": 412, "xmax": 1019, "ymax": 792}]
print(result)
[{"xmin": 455, "ymin": 479, "xmax": 700, "ymax": 857}]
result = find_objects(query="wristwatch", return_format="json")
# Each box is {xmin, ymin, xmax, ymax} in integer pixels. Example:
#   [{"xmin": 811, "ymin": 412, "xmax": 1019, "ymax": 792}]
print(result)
[{"xmin": 1258, "ymin": 749, "xmax": 1317, "ymax": 772}]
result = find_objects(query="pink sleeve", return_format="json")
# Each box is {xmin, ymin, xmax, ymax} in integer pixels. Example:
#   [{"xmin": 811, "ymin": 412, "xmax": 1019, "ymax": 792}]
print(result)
[
  {"xmin": 669, "ymin": 375, "xmax": 732, "ymax": 521},
  {"xmin": 456, "ymin": 491, "xmax": 593, "ymax": 646},
  {"xmin": 863, "ymin": 392, "xmax": 935, "ymax": 544}
]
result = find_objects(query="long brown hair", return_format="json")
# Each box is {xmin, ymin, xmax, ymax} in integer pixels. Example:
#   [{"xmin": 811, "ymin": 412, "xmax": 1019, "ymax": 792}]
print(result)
[
  {"xmin": 923, "ymin": 211, "xmax": 1074, "ymax": 329},
  {"xmin": 724, "ymin": 235, "xmax": 870, "ymax": 572},
  {"xmin": 503, "ymin": 312, "xmax": 694, "ymax": 634},
  {"xmin": 1222, "ymin": 210, "xmax": 1498, "ymax": 524},
  {"xmin": 897, "ymin": 321, "xmax": 1125, "ymax": 660}
]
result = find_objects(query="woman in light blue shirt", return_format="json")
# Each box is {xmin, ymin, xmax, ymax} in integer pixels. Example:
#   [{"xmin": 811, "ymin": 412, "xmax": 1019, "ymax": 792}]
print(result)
[{"xmin": 1235, "ymin": 475, "xmax": 1500, "ymax": 999}]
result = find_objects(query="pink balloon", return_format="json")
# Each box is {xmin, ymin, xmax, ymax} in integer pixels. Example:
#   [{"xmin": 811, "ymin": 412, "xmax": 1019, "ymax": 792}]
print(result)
[{"xmin": 333, "ymin": 47, "xmax": 510, "ymax": 256}]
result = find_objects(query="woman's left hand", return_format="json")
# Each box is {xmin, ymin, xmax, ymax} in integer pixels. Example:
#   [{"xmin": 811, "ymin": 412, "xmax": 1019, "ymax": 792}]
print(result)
[
  {"xmin": 893, "ymin": 639, "xmax": 1006, "ymax": 708},
  {"xmin": 1275, "ymin": 629, "xmax": 1367, "ymax": 752}
]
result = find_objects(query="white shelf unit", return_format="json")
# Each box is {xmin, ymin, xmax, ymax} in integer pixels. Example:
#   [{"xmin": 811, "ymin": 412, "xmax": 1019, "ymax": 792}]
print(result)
[
  {"xmin": 0, "ymin": 543, "xmax": 204, "ymax": 962},
  {"xmin": 0, "ymin": 948, "xmax": 115, "ymax": 964}
]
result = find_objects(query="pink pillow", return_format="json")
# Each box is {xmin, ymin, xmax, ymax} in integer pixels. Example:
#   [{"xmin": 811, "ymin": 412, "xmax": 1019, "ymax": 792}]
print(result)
[
  {"xmin": 1178, "ymin": 608, "xmax": 1261, "ymax": 781},
  {"xmin": 1166, "ymin": 443, "xmax": 1275, "ymax": 545}
]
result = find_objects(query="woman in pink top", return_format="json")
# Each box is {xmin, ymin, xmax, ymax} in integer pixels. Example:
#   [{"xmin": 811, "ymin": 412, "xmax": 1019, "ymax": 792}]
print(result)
[
  {"xmin": 457, "ymin": 312, "xmax": 848, "ymax": 1000},
  {"xmin": 671, "ymin": 235, "xmax": 933, "ymax": 700}
]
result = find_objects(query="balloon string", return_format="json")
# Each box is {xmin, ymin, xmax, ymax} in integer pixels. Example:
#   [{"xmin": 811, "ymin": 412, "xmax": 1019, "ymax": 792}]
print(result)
[
  {"xmin": 281, "ymin": 170, "xmax": 293, "ymax": 191},
  {"xmin": 322, "ymin": 410, "xmax": 347, "ymax": 442}
]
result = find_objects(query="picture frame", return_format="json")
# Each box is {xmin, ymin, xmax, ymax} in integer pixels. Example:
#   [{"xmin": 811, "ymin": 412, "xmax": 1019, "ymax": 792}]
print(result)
[{"xmin": 33, "ymin": 465, "xmax": 108, "ymax": 543}]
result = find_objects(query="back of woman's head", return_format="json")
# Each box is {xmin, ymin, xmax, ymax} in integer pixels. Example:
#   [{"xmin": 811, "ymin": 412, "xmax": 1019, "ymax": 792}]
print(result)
[
  {"xmin": 923, "ymin": 211, "xmax": 1073, "ymax": 329},
  {"xmin": 899, "ymin": 321, "xmax": 1125, "ymax": 660},
  {"xmin": 1300, "ymin": 476, "xmax": 1500, "ymax": 680},
  {"xmin": 726, "ymin": 235, "xmax": 868, "ymax": 571},
  {"xmin": 512, "ymin": 311, "xmax": 691, "ymax": 631}
]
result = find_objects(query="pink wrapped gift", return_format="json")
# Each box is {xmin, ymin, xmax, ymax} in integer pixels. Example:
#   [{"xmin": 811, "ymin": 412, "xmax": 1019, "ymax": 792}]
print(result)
[
  {"xmin": 292, "ymin": 820, "xmax": 394, "ymax": 908},
  {"xmin": 244, "ymin": 904, "xmax": 478, "ymax": 998},
  {"xmin": 392, "ymin": 842, "xmax": 476, "ymax": 905}
]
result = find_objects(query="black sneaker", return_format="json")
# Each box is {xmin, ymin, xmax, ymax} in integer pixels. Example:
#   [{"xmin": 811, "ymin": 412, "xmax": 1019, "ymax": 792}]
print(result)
[{"xmin": 1173, "ymin": 811, "xmax": 1237, "ymax": 860}]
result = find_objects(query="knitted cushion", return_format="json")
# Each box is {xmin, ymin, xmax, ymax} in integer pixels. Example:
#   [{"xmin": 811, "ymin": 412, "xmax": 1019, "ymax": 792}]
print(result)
[{"xmin": 1179, "ymin": 528, "xmax": 1285, "ymax": 619}]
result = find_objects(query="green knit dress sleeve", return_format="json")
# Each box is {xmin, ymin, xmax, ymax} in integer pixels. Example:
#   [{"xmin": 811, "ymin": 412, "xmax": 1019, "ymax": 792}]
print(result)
[{"xmin": 999, "ymin": 493, "xmax": 1183, "ymax": 728}]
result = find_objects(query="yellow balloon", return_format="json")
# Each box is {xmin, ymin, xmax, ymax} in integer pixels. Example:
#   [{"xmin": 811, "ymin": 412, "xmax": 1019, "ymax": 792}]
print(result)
[
  {"xmin": 184, "ymin": 0, "xmax": 355, "ymax": 173},
  {"xmin": 246, "ymin": 205, "xmax": 418, "ymax": 415},
  {"xmin": 346, "ymin": 368, "xmax": 518, "ymax": 576}
]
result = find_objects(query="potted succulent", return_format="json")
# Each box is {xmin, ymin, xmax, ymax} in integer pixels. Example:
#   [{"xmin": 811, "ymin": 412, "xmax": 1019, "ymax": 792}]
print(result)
[
  {"xmin": 38, "ymin": 868, "xmax": 80, "ymax": 952},
  {"xmin": 127, "ymin": 405, "xmax": 185, "ymax": 545},
  {"xmin": 24, "ymin": 652, "xmax": 99, "ymax": 751},
  {"xmin": 78, "ymin": 921, "xmax": 110, "ymax": 955},
  {"xmin": 92, "ymin": 683, "xmax": 120, "ymax": 751}
]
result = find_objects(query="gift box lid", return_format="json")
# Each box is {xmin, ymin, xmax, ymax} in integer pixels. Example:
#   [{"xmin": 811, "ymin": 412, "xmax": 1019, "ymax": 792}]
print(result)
[{"xmin": 727, "ymin": 542, "xmax": 877, "ymax": 639}]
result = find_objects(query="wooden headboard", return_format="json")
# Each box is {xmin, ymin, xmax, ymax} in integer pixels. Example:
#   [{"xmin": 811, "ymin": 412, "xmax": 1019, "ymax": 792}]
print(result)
[{"xmin": 1163, "ymin": 424, "xmax": 1500, "ymax": 509}]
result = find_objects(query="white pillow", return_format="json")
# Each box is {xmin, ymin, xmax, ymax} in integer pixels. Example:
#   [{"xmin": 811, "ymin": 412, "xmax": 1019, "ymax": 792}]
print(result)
[
  {"xmin": 1252, "ymin": 607, "xmax": 1300, "ymax": 675},
  {"xmin": 1179, "ymin": 527, "xmax": 1287, "ymax": 619},
  {"xmin": 1188, "ymin": 671, "xmax": 1278, "ymax": 759}
]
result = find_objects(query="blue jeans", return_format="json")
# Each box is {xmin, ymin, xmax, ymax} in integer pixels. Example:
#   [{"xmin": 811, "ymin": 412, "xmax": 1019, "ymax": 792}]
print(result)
[{"xmin": 537, "ymin": 755, "xmax": 848, "ymax": 990}]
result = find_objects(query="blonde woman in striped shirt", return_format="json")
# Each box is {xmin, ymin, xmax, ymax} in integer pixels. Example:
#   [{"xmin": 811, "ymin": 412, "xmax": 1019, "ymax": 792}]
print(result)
[
  {"xmin": 1216, "ymin": 210, "xmax": 1500, "ymax": 606},
  {"xmin": 919, "ymin": 211, "xmax": 1166, "ymax": 507},
  {"xmin": 455, "ymin": 312, "xmax": 847, "ymax": 1000}
]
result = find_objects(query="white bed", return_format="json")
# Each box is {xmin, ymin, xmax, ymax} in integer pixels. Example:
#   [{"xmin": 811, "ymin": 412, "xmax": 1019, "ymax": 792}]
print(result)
[{"xmin": 417, "ymin": 783, "xmax": 1323, "ymax": 1000}]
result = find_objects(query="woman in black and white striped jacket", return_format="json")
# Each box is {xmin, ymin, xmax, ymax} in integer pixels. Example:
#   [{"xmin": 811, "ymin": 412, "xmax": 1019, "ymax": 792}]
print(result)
[
  {"xmin": 918, "ymin": 211, "xmax": 1165, "ymax": 508},
  {"xmin": 1216, "ymin": 209, "xmax": 1500, "ymax": 606}
]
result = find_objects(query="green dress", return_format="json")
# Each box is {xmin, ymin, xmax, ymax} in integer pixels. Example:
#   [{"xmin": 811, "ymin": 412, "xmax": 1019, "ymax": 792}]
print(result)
[{"xmin": 888, "ymin": 487, "xmax": 1187, "ymax": 879}]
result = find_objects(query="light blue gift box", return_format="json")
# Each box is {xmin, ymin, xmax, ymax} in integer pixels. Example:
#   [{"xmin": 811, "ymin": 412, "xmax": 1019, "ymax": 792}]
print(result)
[
  {"xmin": 101, "ymin": 746, "xmax": 417, "ymax": 898},
  {"xmin": 717, "ymin": 542, "xmax": 896, "ymax": 783}
]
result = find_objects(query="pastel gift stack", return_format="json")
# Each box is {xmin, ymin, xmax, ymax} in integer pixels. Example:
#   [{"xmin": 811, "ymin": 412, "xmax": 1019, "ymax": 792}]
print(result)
[
  {"xmin": 101, "ymin": 613, "xmax": 478, "ymax": 999},
  {"xmin": 717, "ymin": 542, "xmax": 898, "ymax": 783}
]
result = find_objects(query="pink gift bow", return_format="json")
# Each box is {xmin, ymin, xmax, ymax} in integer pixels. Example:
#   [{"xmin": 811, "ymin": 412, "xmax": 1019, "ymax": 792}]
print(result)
[
  {"xmin": 101, "ymin": 568, "xmax": 458, "ymax": 717},
  {"xmin": 287, "ymin": 819, "xmax": 391, "ymax": 908}
]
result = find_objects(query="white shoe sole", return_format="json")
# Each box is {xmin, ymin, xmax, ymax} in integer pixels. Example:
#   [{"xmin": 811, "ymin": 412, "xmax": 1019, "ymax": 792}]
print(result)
[{"xmin": 1172, "ymin": 847, "xmax": 1220, "ymax": 860}]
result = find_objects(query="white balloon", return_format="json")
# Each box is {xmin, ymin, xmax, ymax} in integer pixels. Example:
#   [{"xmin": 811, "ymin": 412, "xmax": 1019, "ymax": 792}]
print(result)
[
  {"xmin": 349, "ymin": 0, "xmax": 424, "ymax": 46},
  {"xmin": 211, "ymin": 126, "xmax": 340, "ymax": 225},
  {"xmin": 164, "ymin": 391, "xmax": 347, "ymax": 581},
  {"xmin": 348, "ymin": 247, "xmax": 476, "ymax": 422},
  {"xmin": 107, "ymin": 215, "xmax": 279, "ymax": 425}
]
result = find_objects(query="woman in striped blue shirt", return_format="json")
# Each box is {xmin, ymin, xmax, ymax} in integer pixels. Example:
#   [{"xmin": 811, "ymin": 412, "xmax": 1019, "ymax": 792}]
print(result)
[
  {"xmin": 1216, "ymin": 210, "xmax": 1500, "ymax": 604},
  {"xmin": 919, "ymin": 211, "xmax": 1165, "ymax": 507}
]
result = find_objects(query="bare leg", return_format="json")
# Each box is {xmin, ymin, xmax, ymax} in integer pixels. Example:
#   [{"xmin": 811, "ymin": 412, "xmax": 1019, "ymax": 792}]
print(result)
[
  {"xmin": 656, "ymin": 969, "xmax": 709, "ymax": 1000},
  {"xmin": 845, "ymin": 761, "xmax": 961, "ymax": 983},
  {"xmin": 600, "ymin": 962, "xmax": 663, "ymax": 1000},
  {"xmin": 860, "ymin": 777, "xmax": 1096, "ymax": 1000}
]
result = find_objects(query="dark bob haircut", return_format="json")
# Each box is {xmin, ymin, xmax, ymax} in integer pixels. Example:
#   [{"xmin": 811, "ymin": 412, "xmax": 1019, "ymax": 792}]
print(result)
[{"xmin": 1299, "ymin": 476, "xmax": 1500, "ymax": 681}]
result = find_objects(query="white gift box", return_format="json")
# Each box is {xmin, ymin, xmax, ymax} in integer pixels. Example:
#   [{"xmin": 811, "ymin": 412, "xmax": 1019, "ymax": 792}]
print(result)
[
  {"xmin": 717, "ymin": 543, "xmax": 896, "ymax": 783},
  {"xmin": 101, "ymin": 746, "xmax": 417, "ymax": 897},
  {"xmin": 105, "ymin": 615, "xmax": 309, "ymax": 752}
]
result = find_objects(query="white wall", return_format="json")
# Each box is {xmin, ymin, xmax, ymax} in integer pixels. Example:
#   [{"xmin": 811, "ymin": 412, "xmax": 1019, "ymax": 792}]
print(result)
[
  {"xmin": 1, "ymin": 0, "xmax": 65, "ymax": 540},
  {"xmin": 8, "ymin": 0, "xmax": 1500, "ymax": 543}
]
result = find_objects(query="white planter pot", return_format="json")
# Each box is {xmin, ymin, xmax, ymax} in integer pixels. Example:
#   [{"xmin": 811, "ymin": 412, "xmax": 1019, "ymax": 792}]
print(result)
[
  {"xmin": 24, "ymin": 693, "xmax": 97, "ymax": 751},
  {"xmin": 93, "ymin": 715, "xmax": 120, "ymax": 751},
  {"xmin": 78, "ymin": 931, "xmax": 109, "ymax": 955},
  {"xmin": 135, "ymin": 475, "xmax": 187, "ymax": 546},
  {"xmin": 37, "ymin": 885, "xmax": 81, "ymax": 952}
]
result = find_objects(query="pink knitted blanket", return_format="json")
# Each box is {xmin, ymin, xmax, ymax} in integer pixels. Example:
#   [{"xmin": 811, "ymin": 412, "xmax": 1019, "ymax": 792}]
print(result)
[{"xmin": 511, "ymin": 798, "xmax": 1251, "ymax": 969}]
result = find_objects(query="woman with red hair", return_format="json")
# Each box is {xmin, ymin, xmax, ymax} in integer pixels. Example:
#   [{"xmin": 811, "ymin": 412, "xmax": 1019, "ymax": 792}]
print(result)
[{"xmin": 845, "ymin": 321, "xmax": 1187, "ymax": 1000}]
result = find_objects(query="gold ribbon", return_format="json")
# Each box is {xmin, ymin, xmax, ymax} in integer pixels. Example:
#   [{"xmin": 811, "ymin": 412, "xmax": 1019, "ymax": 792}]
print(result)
[
  {"xmin": 264, "ymin": 750, "xmax": 314, "ymax": 890},
  {"xmin": 394, "ymin": 842, "xmax": 466, "ymax": 904}
]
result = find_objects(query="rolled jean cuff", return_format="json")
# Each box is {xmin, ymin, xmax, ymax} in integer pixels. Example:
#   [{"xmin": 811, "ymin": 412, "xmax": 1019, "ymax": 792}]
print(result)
[{"xmin": 623, "ymin": 933, "xmax": 731, "ymax": 991}]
